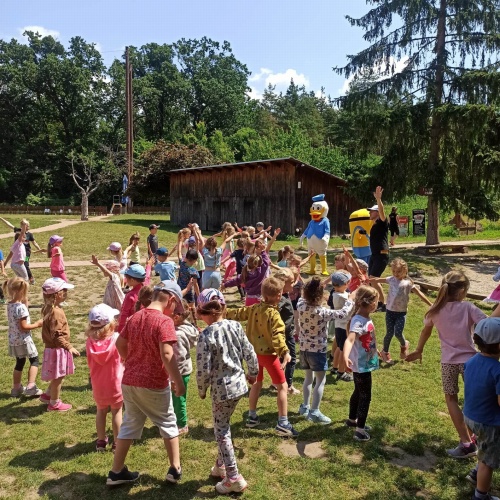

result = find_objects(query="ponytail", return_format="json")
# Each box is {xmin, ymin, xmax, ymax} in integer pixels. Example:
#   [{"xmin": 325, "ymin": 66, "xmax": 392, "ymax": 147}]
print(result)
[
  {"xmin": 426, "ymin": 270, "xmax": 469, "ymax": 319},
  {"xmin": 47, "ymin": 243, "xmax": 52, "ymax": 259}
]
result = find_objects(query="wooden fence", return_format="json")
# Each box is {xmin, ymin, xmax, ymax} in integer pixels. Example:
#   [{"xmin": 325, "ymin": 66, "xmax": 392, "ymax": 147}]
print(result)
[
  {"xmin": 130, "ymin": 206, "xmax": 170, "ymax": 215},
  {"xmin": 0, "ymin": 205, "xmax": 108, "ymax": 216}
]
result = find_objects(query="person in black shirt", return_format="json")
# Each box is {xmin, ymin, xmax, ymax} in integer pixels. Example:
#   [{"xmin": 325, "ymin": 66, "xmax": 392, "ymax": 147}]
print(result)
[
  {"xmin": 367, "ymin": 186, "xmax": 389, "ymax": 311},
  {"xmin": 388, "ymin": 207, "xmax": 400, "ymax": 247}
]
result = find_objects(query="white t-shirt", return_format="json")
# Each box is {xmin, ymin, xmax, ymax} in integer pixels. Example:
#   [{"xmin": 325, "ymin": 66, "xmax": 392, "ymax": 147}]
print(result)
[
  {"xmin": 331, "ymin": 291, "xmax": 350, "ymax": 329},
  {"xmin": 103, "ymin": 273, "xmax": 125, "ymax": 311},
  {"xmin": 7, "ymin": 302, "xmax": 31, "ymax": 346},
  {"xmin": 386, "ymin": 276, "xmax": 414, "ymax": 312}
]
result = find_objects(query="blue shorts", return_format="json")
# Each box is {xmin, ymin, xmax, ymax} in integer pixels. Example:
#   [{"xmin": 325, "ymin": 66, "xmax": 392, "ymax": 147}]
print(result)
[{"xmin": 299, "ymin": 351, "xmax": 328, "ymax": 371}]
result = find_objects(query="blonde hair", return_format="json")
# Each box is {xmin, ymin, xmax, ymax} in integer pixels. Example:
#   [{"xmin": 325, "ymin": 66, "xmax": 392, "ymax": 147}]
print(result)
[
  {"xmin": 334, "ymin": 254, "xmax": 346, "ymax": 263},
  {"xmin": 129, "ymin": 232, "xmax": 140, "ymax": 245},
  {"xmin": 288, "ymin": 255, "xmax": 303, "ymax": 267},
  {"xmin": 178, "ymin": 228, "xmax": 191, "ymax": 240},
  {"xmin": 262, "ymin": 276, "xmax": 284, "ymax": 299},
  {"xmin": 3, "ymin": 277, "xmax": 29, "ymax": 305},
  {"xmin": 240, "ymin": 255, "xmax": 262, "ymax": 284},
  {"xmin": 246, "ymin": 226, "xmax": 255, "ymax": 235},
  {"xmin": 273, "ymin": 267, "xmax": 294, "ymax": 283},
  {"xmin": 289, "ymin": 266, "xmax": 301, "ymax": 281},
  {"xmin": 85, "ymin": 321, "xmax": 116, "ymax": 341},
  {"xmin": 352, "ymin": 285, "xmax": 379, "ymax": 316},
  {"xmin": 278, "ymin": 245, "xmax": 293, "ymax": 262},
  {"xmin": 426, "ymin": 271, "xmax": 469, "ymax": 319},
  {"xmin": 41, "ymin": 293, "xmax": 59, "ymax": 321},
  {"xmin": 109, "ymin": 247, "xmax": 123, "ymax": 262},
  {"xmin": 391, "ymin": 258, "xmax": 411, "ymax": 281}
]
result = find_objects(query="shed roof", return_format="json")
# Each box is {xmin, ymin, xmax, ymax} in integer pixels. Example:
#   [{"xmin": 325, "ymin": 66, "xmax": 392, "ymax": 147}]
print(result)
[{"xmin": 168, "ymin": 157, "xmax": 347, "ymax": 185}]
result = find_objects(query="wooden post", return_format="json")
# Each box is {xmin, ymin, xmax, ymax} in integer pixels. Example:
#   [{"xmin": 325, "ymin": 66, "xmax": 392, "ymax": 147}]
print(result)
[{"xmin": 125, "ymin": 47, "xmax": 133, "ymax": 213}]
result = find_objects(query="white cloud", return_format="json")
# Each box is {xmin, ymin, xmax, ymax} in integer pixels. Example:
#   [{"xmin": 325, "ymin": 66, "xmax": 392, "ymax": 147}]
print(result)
[
  {"xmin": 249, "ymin": 67, "xmax": 273, "ymax": 83},
  {"xmin": 93, "ymin": 42, "xmax": 103, "ymax": 53},
  {"xmin": 265, "ymin": 68, "xmax": 310, "ymax": 88},
  {"xmin": 247, "ymin": 86, "xmax": 264, "ymax": 101},
  {"xmin": 338, "ymin": 56, "xmax": 409, "ymax": 96},
  {"xmin": 19, "ymin": 25, "xmax": 60, "ymax": 39}
]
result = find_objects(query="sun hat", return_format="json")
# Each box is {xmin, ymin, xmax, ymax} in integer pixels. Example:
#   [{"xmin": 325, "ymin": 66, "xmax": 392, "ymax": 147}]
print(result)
[
  {"xmin": 367, "ymin": 205, "xmax": 379, "ymax": 211},
  {"xmin": 103, "ymin": 260, "xmax": 121, "ymax": 271},
  {"xmin": 149, "ymin": 224, "xmax": 160, "ymax": 230},
  {"xmin": 198, "ymin": 288, "xmax": 226, "ymax": 306},
  {"xmin": 153, "ymin": 280, "xmax": 183, "ymax": 306},
  {"xmin": 49, "ymin": 235, "xmax": 64, "ymax": 245},
  {"xmin": 89, "ymin": 303, "xmax": 120, "ymax": 327},
  {"xmin": 156, "ymin": 247, "xmax": 168, "ymax": 256},
  {"xmin": 120, "ymin": 264, "xmax": 146, "ymax": 279},
  {"xmin": 474, "ymin": 318, "xmax": 500, "ymax": 345},
  {"xmin": 107, "ymin": 242, "xmax": 122, "ymax": 252},
  {"xmin": 42, "ymin": 277, "xmax": 75, "ymax": 294},
  {"xmin": 331, "ymin": 271, "xmax": 352, "ymax": 286}
]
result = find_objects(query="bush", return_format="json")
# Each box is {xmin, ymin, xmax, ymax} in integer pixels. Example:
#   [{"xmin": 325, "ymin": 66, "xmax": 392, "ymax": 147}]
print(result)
[{"xmin": 25, "ymin": 193, "xmax": 75, "ymax": 206}]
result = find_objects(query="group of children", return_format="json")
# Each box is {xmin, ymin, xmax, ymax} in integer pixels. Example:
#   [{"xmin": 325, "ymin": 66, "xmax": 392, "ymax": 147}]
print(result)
[{"xmin": 2, "ymin": 217, "xmax": 500, "ymax": 499}]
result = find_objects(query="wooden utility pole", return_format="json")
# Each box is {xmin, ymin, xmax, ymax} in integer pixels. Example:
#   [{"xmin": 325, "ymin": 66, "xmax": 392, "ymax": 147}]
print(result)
[{"xmin": 125, "ymin": 46, "xmax": 133, "ymax": 212}]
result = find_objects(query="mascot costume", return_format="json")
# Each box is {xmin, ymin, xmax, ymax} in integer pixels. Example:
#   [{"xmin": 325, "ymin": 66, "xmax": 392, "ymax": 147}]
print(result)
[
  {"xmin": 349, "ymin": 208, "xmax": 373, "ymax": 264},
  {"xmin": 300, "ymin": 194, "xmax": 330, "ymax": 275}
]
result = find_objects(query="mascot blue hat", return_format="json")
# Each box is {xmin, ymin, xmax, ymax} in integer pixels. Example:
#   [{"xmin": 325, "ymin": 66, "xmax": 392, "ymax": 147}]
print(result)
[{"xmin": 312, "ymin": 194, "xmax": 325, "ymax": 202}]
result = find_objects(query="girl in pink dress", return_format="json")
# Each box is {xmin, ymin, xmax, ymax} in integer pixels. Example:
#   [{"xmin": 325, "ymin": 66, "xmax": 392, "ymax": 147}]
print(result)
[
  {"xmin": 86, "ymin": 303, "xmax": 123, "ymax": 452},
  {"xmin": 484, "ymin": 264, "xmax": 500, "ymax": 306},
  {"xmin": 47, "ymin": 235, "xmax": 67, "ymax": 282}
]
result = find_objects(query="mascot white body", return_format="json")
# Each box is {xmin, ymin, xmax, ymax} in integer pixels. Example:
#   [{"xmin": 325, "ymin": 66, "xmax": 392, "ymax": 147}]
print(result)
[{"xmin": 300, "ymin": 194, "xmax": 330, "ymax": 275}]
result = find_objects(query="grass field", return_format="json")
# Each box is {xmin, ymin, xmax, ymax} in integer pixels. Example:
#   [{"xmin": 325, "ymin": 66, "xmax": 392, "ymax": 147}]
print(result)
[{"xmin": 0, "ymin": 214, "xmax": 498, "ymax": 499}]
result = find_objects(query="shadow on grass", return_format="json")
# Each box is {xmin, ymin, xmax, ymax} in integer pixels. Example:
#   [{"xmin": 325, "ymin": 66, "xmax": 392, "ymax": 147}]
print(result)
[
  {"xmin": 10, "ymin": 441, "xmax": 92, "ymax": 469},
  {"xmin": 0, "ymin": 399, "xmax": 46, "ymax": 425},
  {"xmin": 105, "ymin": 218, "xmax": 178, "ymax": 230}
]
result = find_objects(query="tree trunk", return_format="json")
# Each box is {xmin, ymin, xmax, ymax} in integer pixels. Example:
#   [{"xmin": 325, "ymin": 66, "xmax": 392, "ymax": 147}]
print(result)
[
  {"xmin": 426, "ymin": 0, "xmax": 447, "ymax": 246},
  {"xmin": 81, "ymin": 192, "xmax": 89, "ymax": 221}
]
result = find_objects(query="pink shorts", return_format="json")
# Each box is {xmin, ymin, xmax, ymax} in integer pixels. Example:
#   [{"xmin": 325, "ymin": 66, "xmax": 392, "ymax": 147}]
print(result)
[
  {"xmin": 256, "ymin": 354, "xmax": 286, "ymax": 384},
  {"xmin": 51, "ymin": 270, "xmax": 68, "ymax": 282},
  {"xmin": 95, "ymin": 397, "xmax": 124, "ymax": 411}
]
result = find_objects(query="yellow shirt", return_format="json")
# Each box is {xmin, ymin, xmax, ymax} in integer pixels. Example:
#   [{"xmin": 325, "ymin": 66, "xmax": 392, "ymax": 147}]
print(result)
[{"xmin": 226, "ymin": 302, "xmax": 288, "ymax": 357}]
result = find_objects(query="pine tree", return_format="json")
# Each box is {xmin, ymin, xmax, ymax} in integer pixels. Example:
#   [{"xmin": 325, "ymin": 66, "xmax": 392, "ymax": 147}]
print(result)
[{"xmin": 335, "ymin": 0, "xmax": 500, "ymax": 244}]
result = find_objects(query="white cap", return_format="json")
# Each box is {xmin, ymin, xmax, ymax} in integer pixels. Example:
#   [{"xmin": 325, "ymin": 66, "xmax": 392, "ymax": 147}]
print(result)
[
  {"xmin": 367, "ymin": 205, "xmax": 379, "ymax": 211},
  {"xmin": 89, "ymin": 303, "xmax": 120, "ymax": 327}
]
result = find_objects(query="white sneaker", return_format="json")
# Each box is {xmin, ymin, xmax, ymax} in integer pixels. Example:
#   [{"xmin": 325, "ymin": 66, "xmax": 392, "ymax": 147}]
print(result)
[
  {"xmin": 215, "ymin": 475, "xmax": 248, "ymax": 494},
  {"xmin": 210, "ymin": 463, "xmax": 226, "ymax": 479}
]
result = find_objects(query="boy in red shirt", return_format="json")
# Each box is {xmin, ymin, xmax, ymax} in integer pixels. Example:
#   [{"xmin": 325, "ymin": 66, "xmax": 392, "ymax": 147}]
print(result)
[{"xmin": 106, "ymin": 281, "xmax": 186, "ymax": 486}]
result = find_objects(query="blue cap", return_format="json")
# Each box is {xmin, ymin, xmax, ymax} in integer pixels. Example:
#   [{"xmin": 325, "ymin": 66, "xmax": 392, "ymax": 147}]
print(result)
[
  {"xmin": 156, "ymin": 247, "xmax": 168, "ymax": 256},
  {"xmin": 312, "ymin": 194, "xmax": 325, "ymax": 202},
  {"xmin": 120, "ymin": 264, "xmax": 146, "ymax": 279},
  {"xmin": 331, "ymin": 271, "xmax": 352, "ymax": 286}
]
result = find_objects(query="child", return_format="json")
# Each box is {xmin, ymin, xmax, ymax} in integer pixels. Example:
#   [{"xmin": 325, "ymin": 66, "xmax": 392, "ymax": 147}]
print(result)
[
  {"xmin": 221, "ymin": 237, "xmax": 246, "ymax": 300},
  {"xmin": 85, "ymin": 303, "xmax": 123, "ymax": 452},
  {"xmin": 196, "ymin": 288, "xmax": 258, "ymax": 494},
  {"xmin": 334, "ymin": 253, "xmax": 347, "ymax": 271},
  {"xmin": 106, "ymin": 281, "xmax": 186, "ymax": 486},
  {"xmin": 91, "ymin": 256, "xmax": 125, "ymax": 311},
  {"xmin": 327, "ymin": 271, "xmax": 353, "ymax": 381},
  {"xmin": 274, "ymin": 268, "xmax": 300, "ymax": 395},
  {"xmin": 226, "ymin": 276, "xmax": 297, "ymax": 437},
  {"xmin": 277, "ymin": 245, "xmax": 294, "ymax": 267},
  {"xmin": 39, "ymin": 278, "xmax": 80, "ymax": 411},
  {"xmin": 484, "ymin": 263, "xmax": 500, "ymax": 305},
  {"xmin": 343, "ymin": 285, "xmax": 379, "ymax": 441},
  {"xmin": 107, "ymin": 242, "xmax": 127, "ymax": 271},
  {"xmin": 406, "ymin": 271, "xmax": 494, "ymax": 458},
  {"xmin": 297, "ymin": 277, "xmax": 354, "ymax": 424},
  {"xmin": 343, "ymin": 245, "xmax": 369, "ymax": 292},
  {"xmin": 288, "ymin": 265, "xmax": 305, "ymax": 341},
  {"xmin": 47, "ymin": 235, "xmax": 67, "ymax": 282},
  {"xmin": 463, "ymin": 318, "xmax": 500, "ymax": 500},
  {"xmin": 201, "ymin": 237, "xmax": 223, "ymax": 290},
  {"xmin": 124, "ymin": 233, "xmax": 141, "ymax": 265},
  {"xmin": 9, "ymin": 222, "xmax": 28, "ymax": 281},
  {"xmin": 177, "ymin": 249, "xmax": 200, "ymax": 318},
  {"xmin": 171, "ymin": 300, "xmax": 199, "ymax": 435},
  {"xmin": 4, "ymin": 277, "xmax": 43, "ymax": 397},
  {"xmin": 371, "ymin": 258, "xmax": 432, "ymax": 364},
  {"xmin": 154, "ymin": 247, "xmax": 178, "ymax": 281},
  {"xmin": 117, "ymin": 264, "xmax": 147, "ymax": 333},
  {"xmin": 147, "ymin": 224, "xmax": 160, "ymax": 264}
]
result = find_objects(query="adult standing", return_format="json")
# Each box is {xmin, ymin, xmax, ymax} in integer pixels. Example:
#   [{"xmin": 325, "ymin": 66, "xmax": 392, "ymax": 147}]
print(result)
[
  {"xmin": 388, "ymin": 207, "xmax": 400, "ymax": 247},
  {"xmin": 0, "ymin": 217, "xmax": 42, "ymax": 284},
  {"xmin": 367, "ymin": 187, "xmax": 389, "ymax": 311}
]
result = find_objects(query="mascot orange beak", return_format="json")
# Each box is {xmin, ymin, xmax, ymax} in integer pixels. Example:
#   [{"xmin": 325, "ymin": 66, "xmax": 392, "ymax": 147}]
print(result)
[{"xmin": 310, "ymin": 209, "xmax": 324, "ymax": 222}]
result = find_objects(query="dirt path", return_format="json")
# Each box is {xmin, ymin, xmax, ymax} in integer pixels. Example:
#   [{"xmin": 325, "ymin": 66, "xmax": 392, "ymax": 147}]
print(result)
[{"xmin": 0, "ymin": 215, "xmax": 111, "ymax": 240}]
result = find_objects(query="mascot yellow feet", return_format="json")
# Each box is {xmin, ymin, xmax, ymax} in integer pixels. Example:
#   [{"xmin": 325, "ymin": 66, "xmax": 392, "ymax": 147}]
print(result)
[
  {"xmin": 308, "ymin": 256, "xmax": 316, "ymax": 275},
  {"xmin": 320, "ymin": 255, "xmax": 329, "ymax": 276}
]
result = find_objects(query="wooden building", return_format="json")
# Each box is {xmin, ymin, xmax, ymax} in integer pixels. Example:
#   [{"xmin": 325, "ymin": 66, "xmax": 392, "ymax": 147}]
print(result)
[{"xmin": 169, "ymin": 157, "xmax": 359, "ymax": 235}]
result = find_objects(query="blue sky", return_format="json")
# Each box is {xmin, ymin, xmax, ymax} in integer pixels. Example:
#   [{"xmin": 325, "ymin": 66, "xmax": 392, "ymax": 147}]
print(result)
[{"xmin": 2, "ymin": 0, "xmax": 375, "ymax": 99}]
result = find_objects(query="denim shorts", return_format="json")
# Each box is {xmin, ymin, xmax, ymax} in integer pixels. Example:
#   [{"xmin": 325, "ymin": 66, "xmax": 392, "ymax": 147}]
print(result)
[
  {"xmin": 464, "ymin": 417, "xmax": 500, "ymax": 469},
  {"xmin": 299, "ymin": 351, "xmax": 328, "ymax": 371}
]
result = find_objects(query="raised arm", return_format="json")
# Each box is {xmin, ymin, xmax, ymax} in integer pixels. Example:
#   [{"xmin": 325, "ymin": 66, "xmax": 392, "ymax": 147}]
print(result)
[
  {"xmin": 266, "ymin": 228, "xmax": 280, "ymax": 253},
  {"xmin": 0, "ymin": 217, "xmax": 14, "ymax": 230},
  {"xmin": 90, "ymin": 255, "xmax": 112, "ymax": 279},
  {"xmin": 343, "ymin": 245, "xmax": 362, "ymax": 277},
  {"xmin": 374, "ymin": 186, "xmax": 386, "ymax": 221}
]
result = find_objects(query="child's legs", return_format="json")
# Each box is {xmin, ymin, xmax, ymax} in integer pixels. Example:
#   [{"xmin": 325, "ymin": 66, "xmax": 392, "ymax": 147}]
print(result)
[
  {"xmin": 111, "ymin": 406, "xmax": 123, "ymax": 441},
  {"xmin": 249, "ymin": 361, "xmax": 265, "ymax": 412},
  {"xmin": 383, "ymin": 311, "xmax": 396, "ymax": 352},
  {"xmin": 259, "ymin": 354, "xmax": 287, "ymax": 417},
  {"xmin": 13, "ymin": 357, "xmax": 26, "ymax": 386},
  {"xmin": 26, "ymin": 356, "xmax": 40, "ymax": 385},
  {"xmin": 11, "ymin": 262, "xmax": 29, "ymax": 281},
  {"xmin": 293, "ymin": 310, "xmax": 300, "ymax": 340},
  {"xmin": 392, "ymin": 311, "xmax": 407, "ymax": 347},
  {"xmin": 172, "ymin": 374, "xmax": 190, "ymax": 427},
  {"xmin": 213, "ymin": 398, "xmax": 241, "ymax": 478},
  {"xmin": 112, "ymin": 439, "xmax": 133, "ymax": 473},
  {"xmin": 49, "ymin": 376, "xmax": 65, "ymax": 401},
  {"xmin": 333, "ymin": 348, "xmax": 341, "ymax": 369},
  {"xmin": 302, "ymin": 368, "xmax": 314, "ymax": 407},
  {"xmin": 224, "ymin": 260, "xmax": 236, "ymax": 281},
  {"xmin": 348, "ymin": 378, "xmax": 360, "ymax": 421},
  {"xmin": 311, "ymin": 371, "xmax": 327, "ymax": 411},
  {"xmin": 284, "ymin": 336, "xmax": 296, "ymax": 388},
  {"xmin": 24, "ymin": 260, "xmax": 33, "ymax": 280},
  {"xmin": 163, "ymin": 436, "xmax": 180, "ymax": 469},
  {"xmin": 476, "ymin": 461, "xmax": 493, "ymax": 494},
  {"xmin": 335, "ymin": 328, "xmax": 348, "ymax": 372},
  {"xmin": 351, "ymin": 372, "xmax": 372, "ymax": 428},
  {"xmin": 96, "ymin": 407, "xmax": 109, "ymax": 440},
  {"xmin": 441, "ymin": 363, "xmax": 471, "ymax": 442}
]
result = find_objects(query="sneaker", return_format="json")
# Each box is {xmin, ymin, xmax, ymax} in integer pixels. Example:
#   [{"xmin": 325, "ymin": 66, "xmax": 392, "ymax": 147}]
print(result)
[
  {"xmin": 215, "ymin": 475, "xmax": 248, "ymax": 494},
  {"xmin": 339, "ymin": 372, "xmax": 354, "ymax": 382},
  {"xmin": 39, "ymin": 393, "xmax": 50, "ymax": 404},
  {"xmin": 446, "ymin": 441, "xmax": 478, "ymax": 459},
  {"xmin": 379, "ymin": 350, "xmax": 394, "ymax": 365},
  {"xmin": 345, "ymin": 419, "xmax": 372, "ymax": 431},
  {"xmin": 165, "ymin": 466, "xmax": 182, "ymax": 484},
  {"xmin": 400, "ymin": 341, "xmax": 410, "ymax": 360},
  {"xmin": 10, "ymin": 386, "xmax": 25, "ymax": 398},
  {"xmin": 106, "ymin": 466, "xmax": 140, "ymax": 486},
  {"xmin": 466, "ymin": 467, "xmax": 477, "ymax": 486},
  {"xmin": 354, "ymin": 430, "xmax": 371, "ymax": 441},
  {"xmin": 275, "ymin": 422, "xmax": 299, "ymax": 437},
  {"xmin": 245, "ymin": 415, "xmax": 260, "ymax": 428},
  {"xmin": 298, "ymin": 404, "xmax": 310, "ymax": 418},
  {"xmin": 307, "ymin": 411, "xmax": 332, "ymax": 425},
  {"xmin": 178, "ymin": 425, "xmax": 189, "ymax": 435},
  {"xmin": 330, "ymin": 367, "xmax": 338, "ymax": 375},
  {"xmin": 210, "ymin": 463, "xmax": 226, "ymax": 479},
  {"xmin": 47, "ymin": 400, "xmax": 72, "ymax": 412},
  {"xmin": 96, "ymin": 437, "xmax": 108, "ymax": 452},
  {"xmin": 24, "ymin": 385, "xmax": 43, "ymax": 397},
  {"xmin": 288, "ymin": 386, "xmax": 301, "ymax": 395}
]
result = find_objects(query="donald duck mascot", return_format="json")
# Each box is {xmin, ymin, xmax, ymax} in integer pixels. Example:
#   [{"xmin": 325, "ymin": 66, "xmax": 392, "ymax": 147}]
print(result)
[{"xmin": 300, "ymin": 194, "xmax": 330, "ymax": 275}]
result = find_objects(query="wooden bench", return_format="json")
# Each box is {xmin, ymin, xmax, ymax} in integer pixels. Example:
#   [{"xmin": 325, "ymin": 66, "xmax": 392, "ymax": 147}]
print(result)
[
  {"xmin": 413, "ymin": 244, "xmax": 469, "ymax": 255},
  {"xmin": 414, "ymin": 280, "xmax": 485, "ymax": 301}
]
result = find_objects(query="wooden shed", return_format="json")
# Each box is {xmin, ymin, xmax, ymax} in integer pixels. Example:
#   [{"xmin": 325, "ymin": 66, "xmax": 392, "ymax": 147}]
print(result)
[{"xmin": 169, "ymin": 157, "xmax": 359, "ymax": 235}]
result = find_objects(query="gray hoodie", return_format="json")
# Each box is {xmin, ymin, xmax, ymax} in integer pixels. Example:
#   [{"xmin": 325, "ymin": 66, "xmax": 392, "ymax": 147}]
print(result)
[{"xmin": 174, "ymin": 320, "xmax": 199, "ymax": 376}]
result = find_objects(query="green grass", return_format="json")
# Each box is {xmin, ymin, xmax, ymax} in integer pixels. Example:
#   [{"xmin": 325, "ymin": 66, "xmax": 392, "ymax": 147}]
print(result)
[{"xmin": 0, "ymin": 215, "xmax": 499, "ymax": 499}]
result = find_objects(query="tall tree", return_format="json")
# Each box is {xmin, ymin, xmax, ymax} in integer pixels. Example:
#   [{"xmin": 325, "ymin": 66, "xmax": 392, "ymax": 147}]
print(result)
[{"xmin": 335, "ymin": 0, "xmax": 500, "ymax": 244}]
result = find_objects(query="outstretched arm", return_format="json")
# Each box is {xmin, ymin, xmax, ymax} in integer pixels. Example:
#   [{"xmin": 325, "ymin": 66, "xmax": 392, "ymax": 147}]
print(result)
[
  {"xmin": 405, "ymin": 324, "xmax": 433, "ymax": 362},
  {"xmin": 0, "ymin": 217, "xmax": 14, "ymax": 230},
  {"xmin": 411, "ymin": 286, "xmax": 433, "ymax": 307},
  {"xmin": 90, "ymin": 255, "xmax": 112, "ymax": 279},
  {"xmin": 374, "ymin": 186, "xmax": 386, "ymax": 221},
  {"xmin": 266, "ymin": 228, "xmax": 280, "ymax": 253}
]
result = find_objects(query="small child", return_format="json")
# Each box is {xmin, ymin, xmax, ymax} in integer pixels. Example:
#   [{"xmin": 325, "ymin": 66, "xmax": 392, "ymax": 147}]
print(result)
[
  {"xmin": 484, "ymin": 263, "xmax": 500, "ymax": 306},
  {"xmin": 9, "ymin": 222, "xmax": 28, "ymax": 281},
  {"xmin": 221, "ymin": 237, "xmax": 246, "ymax": 300},
  {"xmin": 334, "ymin": 253, "xmax": 347, "ymax": 271},
  {"xmin": 277, "ymin": 245, "xmax": 294, "ymax": 267},
  {"xmin": 91, "ymin": 256, "xmax": 125, "ymax": 312},
  {"xmin": 201, "ymin": 237, "xmax": 223, "ymax": 290},
  {"xmin": 171, "ymin": 300, "xmax": 199, "ymax": 435},
  {"xmin": 147, "ymin": 224, "xmax": 160, "ymax": 265},
  {"xmin": 85, "ymin": 303, "xmax": 123, "ymax": 452},
  {"xmin": 371, "ymin": 258, "xmax": 432, "ymax": 364},
  {"xmin": 107, "ymin": 242, "xmax": 127, "ymax": 272},
  {"xmin": 117, "ymin": 264, "xmax": 147, "ymax": 333},
  {"xmin": 343, "ymin": 246, "xmax": 369, "ymax": 292},
  {"xmin": 196, "ymin": 288, "xmax": 258, "ymax": 494},
  {"xmin": 47, "ymin": 235, "xmax": 67, "ymax": 282},
  {"xmin": 4, "ymin": 277, "xmax": 43, "ymax": 397},
  {"xmin": 343, "ymin": 285, "xmax": 380, "ymax": 441},
  {"xmin": 297, "ymin": 277, "xmax": 354, "ymax": 424},
  {"xmin": 125, "ymin": 233, "xmax": 141, "ymax": 265},
  {"xmin": 106, "ymin": 281, "xmax": 186, "ymax": 486},
  {"xmin": 327, "ymin": 271, "xmax": 353, "ymax": 382},
  {"xmin": 226, "ymin": 277, "xmax": 297, "ymax": 437},
  {"xmin": 135, "ymin": 285, "xmax": 154, "ymax": 312},
  {"xmin": 463, "ymin": 318, "xmax": 500, "ymax": 500},
  {"xmin": 39, "ymin": 278, "xmax": 80, "ymax": 411},
  {"xmin": 154, "ymin": 247, "xmax": 178, "ymax": 281},
  {"xmin": 177, "ymin": 249, "xmax": 200, "ymax": 319}
]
